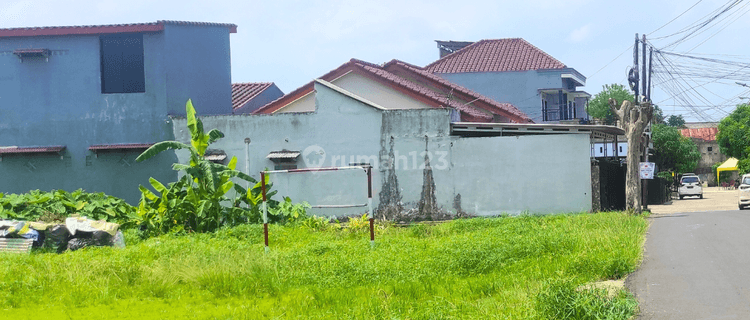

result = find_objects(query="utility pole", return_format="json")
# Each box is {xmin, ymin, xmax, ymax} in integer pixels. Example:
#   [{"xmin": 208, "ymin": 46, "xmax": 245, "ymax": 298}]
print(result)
[
  {"xmin": 633, "ymin": 34, "xmax": 640, "ymax": 99},
  {"xmin": 648, "ymin": 47, "xmax": 653, "ymax": 99},
  {"xmin": 642, "ymin": 34, "xmax": 650, "ymax": 211},
  {"xmin": 614, "ymin": 33, "xmax": 654, "ymax": 214}
]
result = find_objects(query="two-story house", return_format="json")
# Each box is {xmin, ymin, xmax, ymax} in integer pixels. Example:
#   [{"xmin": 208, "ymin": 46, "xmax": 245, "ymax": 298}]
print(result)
[
  {"xmin": 0, "ymin": 20, "xmax": 236, "ymax": 203},
  {"xmin": 428, "ymin": 39, "xmax": 590, "ymax": 123},
  {"xmin": 681, "ymin": 122, "xmax": 729, "ymax": 185}
]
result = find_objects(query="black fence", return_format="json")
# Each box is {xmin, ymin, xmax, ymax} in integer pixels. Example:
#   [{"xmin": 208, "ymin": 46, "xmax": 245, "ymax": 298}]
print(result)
[
  {"xmin": 647, "ymin": 177, "xmax": 672, "ymax": 205},
  {"xmin": 597, "ymin": 159, "xmax": 626, "ymax": 211}
]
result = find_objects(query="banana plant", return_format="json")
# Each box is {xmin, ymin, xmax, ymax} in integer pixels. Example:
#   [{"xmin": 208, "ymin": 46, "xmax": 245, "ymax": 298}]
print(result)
[{"xmin": 135, "ymin": 99, "xmax": 260, "ymax": 234}]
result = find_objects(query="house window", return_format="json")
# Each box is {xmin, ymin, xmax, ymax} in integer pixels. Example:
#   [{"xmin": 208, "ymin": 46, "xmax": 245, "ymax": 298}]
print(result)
[
  {"xmin": 100, "ymin": 34, "xmax": 145, "ymax": 94},
  {"xmin": 708, "ymin": 146, "xmax": 713, "ymax": 152},
  {"xmin": 204, "ymin": 149, "xmax": 227, "ymax": 164},
  {"xmin": 267, "ymin": 150, "xmax": 300, "ymax": 170}
]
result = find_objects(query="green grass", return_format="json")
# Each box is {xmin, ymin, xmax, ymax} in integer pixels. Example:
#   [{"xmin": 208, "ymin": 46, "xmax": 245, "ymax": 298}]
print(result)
[{"xmin": 0, "ymin": 212, "xmax": 647, "ymax": 319}]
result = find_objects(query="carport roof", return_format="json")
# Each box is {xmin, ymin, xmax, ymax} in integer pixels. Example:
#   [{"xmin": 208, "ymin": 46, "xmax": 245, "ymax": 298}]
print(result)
[{"xmin": 450, "ymin": 122, "xmax": 625, "ymax": 139}]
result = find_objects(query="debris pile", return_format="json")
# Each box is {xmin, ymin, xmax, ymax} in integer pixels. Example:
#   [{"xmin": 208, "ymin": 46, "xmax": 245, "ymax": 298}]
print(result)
[{"xmin": 0, "ymin": 216, "xmax": 124, "ymax": 253}]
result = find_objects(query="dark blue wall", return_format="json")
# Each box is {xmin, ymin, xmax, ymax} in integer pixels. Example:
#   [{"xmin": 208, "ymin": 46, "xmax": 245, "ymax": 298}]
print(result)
[
  {"xmin": 0, "ymin": 24, "xmax": 234, "ymax": 204},
  {"xmin": 163, "ymin": 24, "xmax": 233, "ymax": 116}
]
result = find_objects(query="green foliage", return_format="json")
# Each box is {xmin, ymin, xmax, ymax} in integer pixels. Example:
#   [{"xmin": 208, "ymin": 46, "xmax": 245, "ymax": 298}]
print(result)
[
  {"xmin": 0, "ymin": 212, "xmax": 647, "ymax": 319},
  {"xmin": 345, "ymin": 213, "xmax": 371, "ymax": 233},
  {"xmin": 536, "ymin": 280, "xmax": 638, "ymax": 320},
  {"xmin": 587, "ymin": 84, "xmax": 635, "ymax": 124},
  {"xmin": 301, "ymin": 215, "xmax": 330, "ymax": 231},
  {"xmin": 135, "ymin": 100, "xmax": 263, "ymax": 236},
  {"xmin": 269, "ymin": 197, "xmax": 311, "ymax": 223},
  {"xmin": 653, "ymin": 105, "xmax": 666, "ymax": 125},
  {"xmin": 656, "ymin": 171, "xmax": 676, "ymax": 189},
  {"xmin": 739, "ymin": 159, "xmax": 750, "ymax": 176},
  {"xmin": 711, "ymin": 162, "xmax": 734, "ymax": 183},
  {"xmin": 652, "ymin": 124, "xmax": 700, "ymax": 174},
  {"xmin": 717, "ymin": 104, "xmax": 750, "ymax": 160},
  {"xmin": 666, "ymin": 114, "xmax": 686, "ymax": 128},
  {"xmin": 0, "ymin": 189, "xmax": 134, "ymax": 226},
  {"xmin": 711, "ymin": 160, "xmax": 749, "ymax": 182}
]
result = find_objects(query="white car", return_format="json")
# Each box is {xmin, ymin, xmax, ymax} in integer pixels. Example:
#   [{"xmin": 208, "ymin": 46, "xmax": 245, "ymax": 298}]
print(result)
[
  {"xmin": 738, "ymin": 174, "xmax": 750, "ymax": 210},
  {"xmin": 678, "ymin": 174, "xmax": 703, "ymax": 199}
]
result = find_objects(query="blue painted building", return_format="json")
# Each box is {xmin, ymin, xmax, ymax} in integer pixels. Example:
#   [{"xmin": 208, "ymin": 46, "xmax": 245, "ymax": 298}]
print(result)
[
  {"xmin": 0, "ymin": 20, "xmax": 237, "ymax": 203},
  {"xmin": 428, "ymin": 39, "xmax": 590, "ymax": 124}
]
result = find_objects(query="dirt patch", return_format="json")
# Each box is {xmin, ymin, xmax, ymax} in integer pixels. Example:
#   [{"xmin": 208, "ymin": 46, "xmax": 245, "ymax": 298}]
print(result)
[
  {"xmin": 580, "ymin": 279, "xmax": 625, "ymax": 298},
  {"xmin": 648, "ymin": 187, "xmax": 739, "ymax": 215}
]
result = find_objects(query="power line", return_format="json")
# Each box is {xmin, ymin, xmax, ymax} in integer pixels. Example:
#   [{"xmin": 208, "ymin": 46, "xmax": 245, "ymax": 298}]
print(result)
[
  {"xmin": 649, "ymin": 0, "xmax": 732, "ymax": 41},
  {"xmin": 648, "ymin": 0, "xmax": 705, "ymax": 36},
  {"xmin": 659, "ymin": 0, "xmax": 743, "ymax": 49},
  {"xmin": 587, "ymin": 45, "xmax": 633, "ymax": 80},
  {"xmin": 685, "ymin": 1, "xmax": 750, "ymax": 52}
]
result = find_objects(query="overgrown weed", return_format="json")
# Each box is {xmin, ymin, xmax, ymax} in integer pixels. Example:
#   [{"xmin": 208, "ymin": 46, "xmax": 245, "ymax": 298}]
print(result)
[{"xmin": 1, "ymin": 211, "xmax": 647, "ymax": 319}]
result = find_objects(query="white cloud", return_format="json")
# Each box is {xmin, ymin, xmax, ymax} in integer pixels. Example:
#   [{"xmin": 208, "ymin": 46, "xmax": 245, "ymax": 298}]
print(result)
[{"xmin": 568, "ymin": 24, "xmax": 592, "ymax": 43}]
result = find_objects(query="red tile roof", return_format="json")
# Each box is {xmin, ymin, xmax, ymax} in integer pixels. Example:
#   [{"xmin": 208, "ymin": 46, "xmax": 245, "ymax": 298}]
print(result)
[
  {"xmin": 353, "ymin": 60, "xmax": 493, "ymax": 122},
  {"xmin": 0, "ymin": 20, "xmax": 237, "ymax": 38},
  {"xmin": 383, "ymin": 60, "xmax": 531, "ymax": 122},
  {"xmin": 88, "ymin": 143, "xmax": 154, "ymax": 151},
  {"xmin": 424, "ymin": 38, "xmax": 567, "ymax": 73},
  {"xmin": 253, "ymin": 58, "xmax": 532, "ymax": 123},
  {"xmin": 232, "ymin": 83, "xmax": 273, "ymax": 111},
  {"xmin": 0, "ymin": 146, "xmax": 65, "ymax": 154},
  {"xmin": 681, "ymin": 127, "xmax": 718, "ymax": 141}
]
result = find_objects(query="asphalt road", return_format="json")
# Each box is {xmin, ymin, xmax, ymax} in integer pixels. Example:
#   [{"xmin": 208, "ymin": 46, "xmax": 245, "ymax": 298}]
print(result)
[{"xmin": 627, "ymin": 188, "xmax": 750, "ymax": 319}]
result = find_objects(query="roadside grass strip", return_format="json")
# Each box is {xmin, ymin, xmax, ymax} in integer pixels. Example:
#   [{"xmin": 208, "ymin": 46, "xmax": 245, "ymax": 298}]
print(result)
[{"xmin": 0, "ymin": 212, "xmax": 647, "ymax": 319}]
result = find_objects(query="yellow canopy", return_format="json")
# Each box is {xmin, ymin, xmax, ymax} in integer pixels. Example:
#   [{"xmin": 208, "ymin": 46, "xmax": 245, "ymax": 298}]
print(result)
[{"xmin": 717, "ymin": 157, "xmax": 739, "ymax": 182}]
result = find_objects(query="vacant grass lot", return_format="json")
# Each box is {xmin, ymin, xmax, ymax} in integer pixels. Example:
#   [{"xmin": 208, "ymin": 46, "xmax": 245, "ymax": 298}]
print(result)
[{"xmin": 0, "ymin": 212, "xmax": 647, "ymax": 319}]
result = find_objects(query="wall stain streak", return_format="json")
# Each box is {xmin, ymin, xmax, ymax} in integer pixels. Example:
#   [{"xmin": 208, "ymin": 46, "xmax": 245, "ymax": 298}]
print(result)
[
  {"xmin": 418, "ymin": 136, "xmax": 438, "ymax": 220},
  {"xmin": 377, "ymin": 135, "xmax": 403, "ymax": 220}
]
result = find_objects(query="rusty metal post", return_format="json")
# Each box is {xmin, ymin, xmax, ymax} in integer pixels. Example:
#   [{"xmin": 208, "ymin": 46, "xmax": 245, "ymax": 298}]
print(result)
[
  {"xmin": 261, "ymin": 171, "xmax": 269, "ymax": 252},
  {"xmin": 367, "ymin": 166, "xmax": 375, "ymax": 248}
]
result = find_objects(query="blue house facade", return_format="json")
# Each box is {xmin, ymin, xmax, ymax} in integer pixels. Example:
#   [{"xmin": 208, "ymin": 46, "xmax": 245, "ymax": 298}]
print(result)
[
  {"xmin": 428, "ymin": 39, "xmax": 590, "ymax": 124},
  {"xmin": 0, "ymin": 20, "xmax": 236, "ymax": 203}
]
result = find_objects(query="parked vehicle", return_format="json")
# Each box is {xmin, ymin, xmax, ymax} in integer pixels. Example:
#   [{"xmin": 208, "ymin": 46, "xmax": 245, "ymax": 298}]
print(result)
[
  {"xmin": 678, "ymin": 174, "xmax": 703, "ymax": 199},
  {"xmin": 738, "ymin": 174, "xmax": 750, "ymax": 210}
]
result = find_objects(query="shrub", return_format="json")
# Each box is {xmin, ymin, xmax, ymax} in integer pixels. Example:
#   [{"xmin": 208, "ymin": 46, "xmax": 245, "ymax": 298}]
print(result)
[
  {"xmin": 0, "ymin": 189, "xmax": 135, "ymax": 226},
  {"xmin": 536, "ymin": 280, "xmax": 638, "ymax": 319}
]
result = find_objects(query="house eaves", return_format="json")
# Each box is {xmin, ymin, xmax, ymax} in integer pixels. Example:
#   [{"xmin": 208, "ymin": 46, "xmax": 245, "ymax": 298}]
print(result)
[
  {"xmin": 451, "ymin": 122, "xmax": 624, "ymax": 139},
  {"xmin": 0, "ymin": 20, "xmax": 237, "ymax": 38},
  {"xmin": 254, "ymin": 59, "xmax": 471, "ymax": 118},
  {"xmin": 314, "ymin": 79, "xmax": 388, "ymax": 111},
  {"xmin": 383, "ymin": 59, "xmax": 532, "ymax": 123}
]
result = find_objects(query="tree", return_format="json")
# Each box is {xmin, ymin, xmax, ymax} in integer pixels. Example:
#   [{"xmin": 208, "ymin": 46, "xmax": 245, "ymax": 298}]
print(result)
[
  {"xmin": 651, "ymin": 124, "xmax": 700, "ymax": 174},
  {"xmin": 609, "ymin": 98, "xmax": 652, "ymax": 214},
  {"xmin": 587, "ymin": 84, "xmax": 635, "ymax": 124},
  {"xmin": 134, "ymin": 99, "xmax": 258, "ymax": 235},
  {"xmin": 666, "ymin": 115, "xmax": 686, "ymax": 128},
  {"xmin": 653, "ymin": 105, "xmax": 666, "ymax": 125},
  {"xmin": 717, "ymin": 103, "xmax": 750, "ymax": 175},
  {"xmin": 717, "ymin": 104, "xmax": 750, "ymax": 159}
]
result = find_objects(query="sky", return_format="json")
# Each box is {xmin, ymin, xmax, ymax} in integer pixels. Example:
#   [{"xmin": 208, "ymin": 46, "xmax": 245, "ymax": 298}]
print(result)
[{"xmin": 3, "ymin": 0, "xmax": 749, "ymax": 122}]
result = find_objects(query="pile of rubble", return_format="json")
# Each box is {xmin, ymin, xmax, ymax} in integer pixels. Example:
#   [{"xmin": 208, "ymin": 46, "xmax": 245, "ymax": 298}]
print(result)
[{"xmin": 0, "ymin": 216, "xmax": 124, "ymax": 253}]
